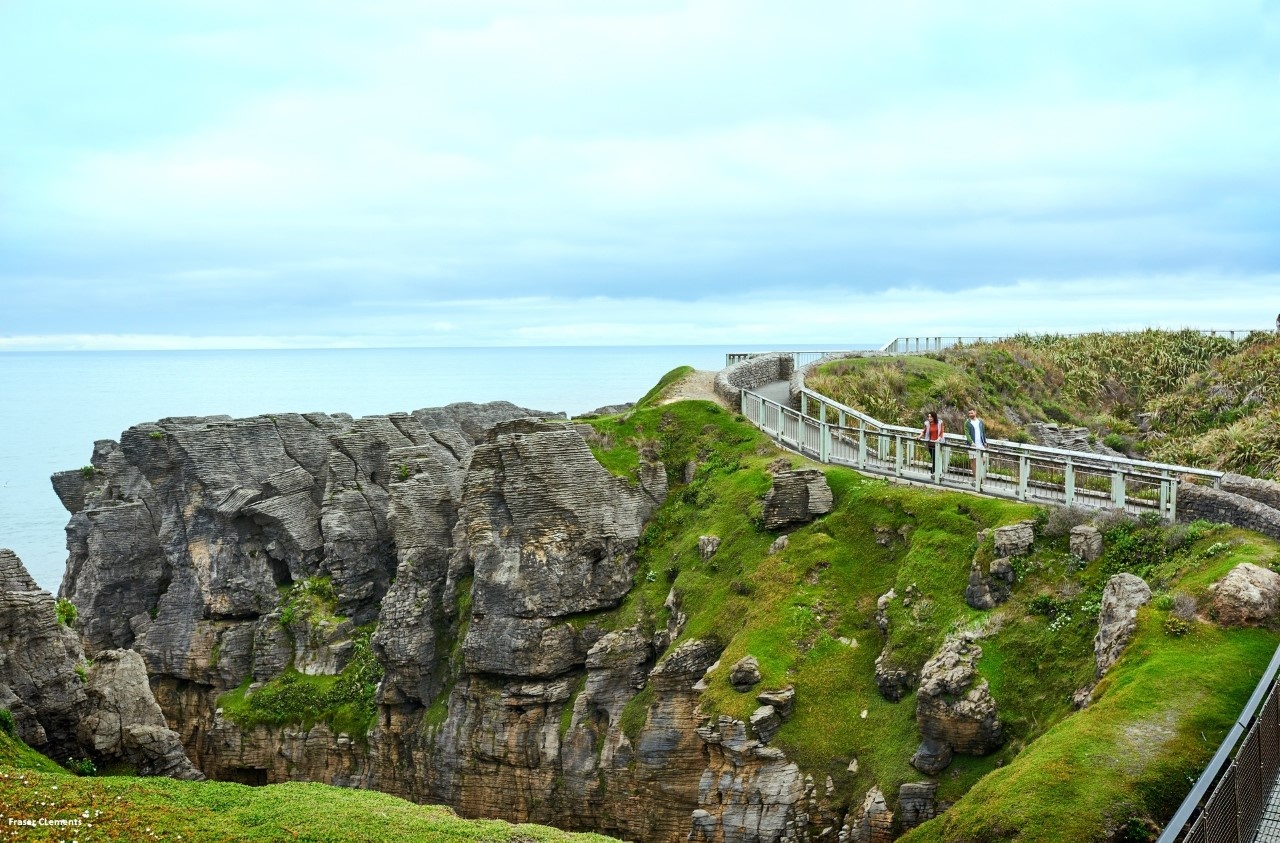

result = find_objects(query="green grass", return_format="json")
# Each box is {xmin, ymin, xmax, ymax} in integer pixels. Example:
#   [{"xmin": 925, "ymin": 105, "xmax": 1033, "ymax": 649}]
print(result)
[
  {"xmin": 633, "ymin": 365, "xmax": 695, "ymax": 410},
  {"xmin": 0, "ymin": 727, "xmax": 65, "ymax": 775},
  {"xmin": 0, "ymin": 768, "xmax": 621, "ymax": 842},
  {"xmin": 217, "ymin": 630, "xmax": 381, "ymax": 739},
  {"xmin": 902, "ymin": 616, "xmax": 1277, "ymax": 842}
]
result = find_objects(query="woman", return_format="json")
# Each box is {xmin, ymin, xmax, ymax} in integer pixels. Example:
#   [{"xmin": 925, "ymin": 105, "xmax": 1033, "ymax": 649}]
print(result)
[{"xmin": 920, "ymin": 411, "xmax": 944, "ymax": 473}]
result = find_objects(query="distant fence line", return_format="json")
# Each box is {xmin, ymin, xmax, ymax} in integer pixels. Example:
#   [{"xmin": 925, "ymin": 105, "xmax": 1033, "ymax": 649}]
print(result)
[{"xmin": 726, "ymin": 331, "xmax": 1270, "ymax": 367}]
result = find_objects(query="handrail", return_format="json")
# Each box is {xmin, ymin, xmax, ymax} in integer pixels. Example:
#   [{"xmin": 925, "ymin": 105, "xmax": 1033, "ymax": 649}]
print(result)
[
  {"xmin": 793, "ymin": 384, "xmax": 1224, "ymax": 483},
  {"xmin": 1156, "ymin": 643, "xmax": 1280, "ymax": 842},
  {"xmin": 728, "ymin": 349, "xmax": 1229, "ymax": 522}
]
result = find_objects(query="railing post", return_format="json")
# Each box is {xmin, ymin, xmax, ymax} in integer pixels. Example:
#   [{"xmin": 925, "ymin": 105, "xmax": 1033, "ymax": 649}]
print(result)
[
  {"xmin": 820, "ymin": 423, "xmax": 829, "ymax": 463},
  {"xmin": 858, "ymin": 421, "xmax": 867, "ymax": 468},
  {"xmin": 1064, "ymin": 459, "xmax": 1075, "ymax": 508},
  {"xmin": 894, "ymin": 434, "xmax": 905, "ymax": 477},
  {"xmin": 801, "ymin": 392, "xmax": 808, "ymax": 417},
  {"xmin": 1159, "ymin": 471, "xmax": 1170, "ymax": 521},
  {"xmin": 1017, "ymin": 456, "xmax": 1030, "ymax": 500},
  {"xmin": 1170, "ymin": 478, "xmax": 1179, "ymax": 522},
  {"xmin": 1111, "ymin": 470, "xmax": 1126, "ymax": 511}
]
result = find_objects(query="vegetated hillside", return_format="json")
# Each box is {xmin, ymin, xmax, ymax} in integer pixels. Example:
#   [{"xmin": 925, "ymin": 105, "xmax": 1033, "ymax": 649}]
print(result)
[
  {"xmin": 7, "ymin": 365, "xmax": 1277, "ymax": 843},
  {"xmin": 578, "ymin": 394, "xmax": 1279, "ymax": 840},
  {"xmin": 805, "ymin": 330, "xmax": 1280, "ymax": 479},
  {"xmin": 0, "ymin": 725, "xmax": 619, "ymax": 843}
]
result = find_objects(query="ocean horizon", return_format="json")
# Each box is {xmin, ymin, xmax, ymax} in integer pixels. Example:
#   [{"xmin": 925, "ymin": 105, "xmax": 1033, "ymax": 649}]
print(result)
[{"xmin": 0, "ymin": 344, "xmax": 863, "ymax": 593}]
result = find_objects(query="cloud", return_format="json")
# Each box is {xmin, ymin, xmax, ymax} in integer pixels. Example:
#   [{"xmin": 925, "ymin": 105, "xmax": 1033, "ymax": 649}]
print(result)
[
  {"xmin": 2, "ymin": 272, "xmax": 1273, "ymax": 351},
  {"xmin": 1, "ymin": 2, "xmax": 1278, "ymax": 342}
]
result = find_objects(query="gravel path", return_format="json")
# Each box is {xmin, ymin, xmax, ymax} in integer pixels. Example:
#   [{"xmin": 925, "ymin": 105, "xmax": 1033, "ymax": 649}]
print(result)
[{"xmin": 658, "ymin": 369, "xmax": 732, "ymax": 409}]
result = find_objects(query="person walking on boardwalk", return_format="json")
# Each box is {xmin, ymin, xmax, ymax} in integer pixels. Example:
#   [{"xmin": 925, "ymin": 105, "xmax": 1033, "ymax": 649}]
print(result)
[
  {"xmin": 965, "ymin": 408, "xmax": 988, "ymax": 477},
  {"xmin": 920, "ymin": 411, "xmax": 944, "ymax": 473}
]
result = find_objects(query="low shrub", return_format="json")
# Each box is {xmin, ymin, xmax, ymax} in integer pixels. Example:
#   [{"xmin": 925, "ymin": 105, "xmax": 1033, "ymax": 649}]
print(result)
[
  {"xmin": 55, "ymin": 598, "xmax": 77, "ymax": 627},
  {"xmin": 0, "ymin": 708, "xmax": 15, "ymax": 736}
]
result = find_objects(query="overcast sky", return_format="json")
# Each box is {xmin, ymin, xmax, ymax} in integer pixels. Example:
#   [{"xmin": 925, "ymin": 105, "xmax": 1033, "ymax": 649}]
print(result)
[{"xmin": 2, "ymin": 1, "xmax": 1278, "ymax": 350}]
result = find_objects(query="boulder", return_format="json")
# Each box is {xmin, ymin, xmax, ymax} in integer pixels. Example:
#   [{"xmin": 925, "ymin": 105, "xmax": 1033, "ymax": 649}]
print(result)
[
  {"xmin": 763, "ymin": 469, "xmax": 833, "ymax": 530},
  {"xmin": 756, "ymin": 687, "xmax": 795, "ymax": 719},
  {"xmin": 698, "ymin": 535, "xmax": 721, "ymax": 561},
  {"xmin": 993, "ymin": 521, "xmax": 1036, "ymax": 558},
  {"xmin": 874, "ymin": 648, "xmax": 915, "ymax": 702},
  {"xmin": 77, "ymin": 649, "xmax": 203, "ymax": 780},
  {"xmin": 1094, "ymin": 573, "xmax": 1153, "ymax": 677},
  {"xmin": 1209, "ymin": 563, "xmax": 1280, "ymax": 627},
  {"xmin": 1070, "ymin": 525, "xmax": 1103, "ymax": 562},
  {"xmin": 964, "ymin": 561, "xmax": 996, "ymax": 610},
  {"xmin": 730, "ymin": 656, "xmax": 762, "ymax": 692}
]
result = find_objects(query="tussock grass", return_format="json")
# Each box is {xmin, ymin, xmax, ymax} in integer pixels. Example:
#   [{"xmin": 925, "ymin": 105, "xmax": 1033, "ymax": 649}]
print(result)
[{"xmin": 812, "ymin": 331, "xmax": 1280, "ymax": 477}]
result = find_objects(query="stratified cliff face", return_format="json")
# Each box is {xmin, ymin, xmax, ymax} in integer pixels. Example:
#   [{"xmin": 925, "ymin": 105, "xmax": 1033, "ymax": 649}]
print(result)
[
  {"xmin": 0, "ymin": 548, "xmax": 200, "ymax": 779},
  {"xmin": 54, "ymin": 404, "xmax": 811, "ymax": 842}
]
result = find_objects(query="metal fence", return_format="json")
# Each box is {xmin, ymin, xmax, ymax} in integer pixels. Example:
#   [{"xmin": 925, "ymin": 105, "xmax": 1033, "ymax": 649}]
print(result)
[
  {"xmin": 724, "ymin": 350, "xmax": 854, "ymax": 368},
  {"xmin": 878, "ymin": 330, "xmax": 1269, "ymax": 355},
  {"xmin": 1157, "ymin": 645, "xmax": 1280, "ymax": 843},
  {"xmin": 742, "ymin": 389, "xmax": 1215, "ymax": 519}
]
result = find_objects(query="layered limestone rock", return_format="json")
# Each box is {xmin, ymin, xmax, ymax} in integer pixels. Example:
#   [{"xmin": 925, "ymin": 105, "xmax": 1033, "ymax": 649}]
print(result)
[
  {"xmin": 763, "ymin": 468, "xmax": 833, "ymax": 530},
  {"xmin": 912, "ymin": 636, "xmax": 1003, "ymax": 774},
  {"xmin": 1094, "ymin": 574, "xmax": 1153, "ymax": 677},
  {"xmin": 55, "ymin": 401, "xmax": 851, "ymax": 842},
  {"xmin": 1208, "ymin": 563, "xmax": 1280, "ymax": 627},
  {"xmin": 0, "ymin": 548, "xmax": 199, "ymax": 778},
  {"xmin": 0, "ymin": 548, "xmax": 87, "ymax": 759}
]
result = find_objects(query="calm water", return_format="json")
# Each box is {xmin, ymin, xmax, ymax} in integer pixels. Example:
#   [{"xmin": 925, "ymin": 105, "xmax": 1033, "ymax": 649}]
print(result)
[{"xmin": 0, "ymin": 345, "xmax": 844, "ymax": 593}]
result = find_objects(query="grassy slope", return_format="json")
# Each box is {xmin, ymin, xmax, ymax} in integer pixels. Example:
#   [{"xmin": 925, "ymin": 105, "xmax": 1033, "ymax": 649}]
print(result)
[
  {"xmin": 5, "ymin": 359, "xmax": 1277, "ymax": 841},
  {"xmin": 0, "ymin": 730, "xmax": 616, "ymax": 843},
  {"xmin": 581, "ymin": 388, "xmax": 1280, "ymax": 837}
]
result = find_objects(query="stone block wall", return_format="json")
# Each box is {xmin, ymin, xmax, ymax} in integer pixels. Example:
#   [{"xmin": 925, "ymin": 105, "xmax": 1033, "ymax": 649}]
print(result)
[
  {"xmin": 1177, "ymin": 483, "xmax": 1280, "ymax": 541},
  {"xmin": 713, "ymin": 353, "xmax": 796, "ymax": 408},
  {"xmin": 1222, "ymin": 473, "xmax": 1280, "ymax": 512}
]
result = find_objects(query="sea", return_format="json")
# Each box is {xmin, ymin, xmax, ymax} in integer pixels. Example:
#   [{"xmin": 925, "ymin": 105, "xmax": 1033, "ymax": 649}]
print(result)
[{"xmin": 0, "ymin": 345, "xmax": 854, "ymax": 594}]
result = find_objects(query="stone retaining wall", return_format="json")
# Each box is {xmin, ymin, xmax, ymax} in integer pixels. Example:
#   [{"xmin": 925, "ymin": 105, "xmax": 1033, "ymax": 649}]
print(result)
[
  {"xmin": 1177, "ymin": 483, "xmax": 1280, "ymax": 542},
  {"xmin": 1222, "ymin": 473, "xmax": 1280, "ymax": 512},
  {"xmin": 713, "ymin": 353, "xmax": 796, "ymax": 408}
]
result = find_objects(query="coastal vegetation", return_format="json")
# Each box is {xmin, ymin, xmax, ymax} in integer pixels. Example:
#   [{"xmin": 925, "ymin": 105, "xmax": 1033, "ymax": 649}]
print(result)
[
  {"xmin": 806, "ymin": 330, "xmax": 1280, "ymax": 478},
  {"xmin": 579, "ymin": 394, "xmax": 1279, "ymax": 837},
  {"xmin": 5, "ymin": 336, "xmax": 1279, "ymax": 841},
  {"xmin": 0, "ymin": 726, "xmax": 618, "ymax": 842}
]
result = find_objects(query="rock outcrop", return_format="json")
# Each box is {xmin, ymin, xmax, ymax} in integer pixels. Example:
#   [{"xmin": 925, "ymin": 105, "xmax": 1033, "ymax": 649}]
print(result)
[
  {"xmin": 0, "ymin": 548, "xmax": 86, "ymax": 759},
  {"xmin": 912, "ymin": 636, "xmax": 1003, "ymax": 773},
  {"xmin": 1209, "ymin": 563, "xmax": 1280, "ymax": 627},
  {"xmin": 0, "ymin": 548, "xmax": 199, "ymax": 778},
  {"xmin": 1070, "ymin": 525, "xmax": 1103, "ymax": 562},
  {"xmin": 50, "ymin": 402, "xmax": 842, "ymax": 842},
  {"xmin": 993, "ymin": 521, "xmax": 1036, "ymax": 558},
  {"xmin": 1094, "ymin": 573, "xmax": 1153, "ymax": 677},
  {"xmin": 763, "ymin": 468, "xmax": 834, "ymax": 530}
]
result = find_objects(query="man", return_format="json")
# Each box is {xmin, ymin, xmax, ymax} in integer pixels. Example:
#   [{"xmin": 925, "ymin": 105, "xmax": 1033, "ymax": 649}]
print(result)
[{"xmin": 965, "ymin": 409, "xmax": 988, "ymax": 479}]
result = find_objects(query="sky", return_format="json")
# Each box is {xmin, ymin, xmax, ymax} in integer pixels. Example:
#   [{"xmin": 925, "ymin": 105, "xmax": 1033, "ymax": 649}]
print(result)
[{"xmin": 2, "ymin": 0, "xmax": 1278, "ymax": 350}]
